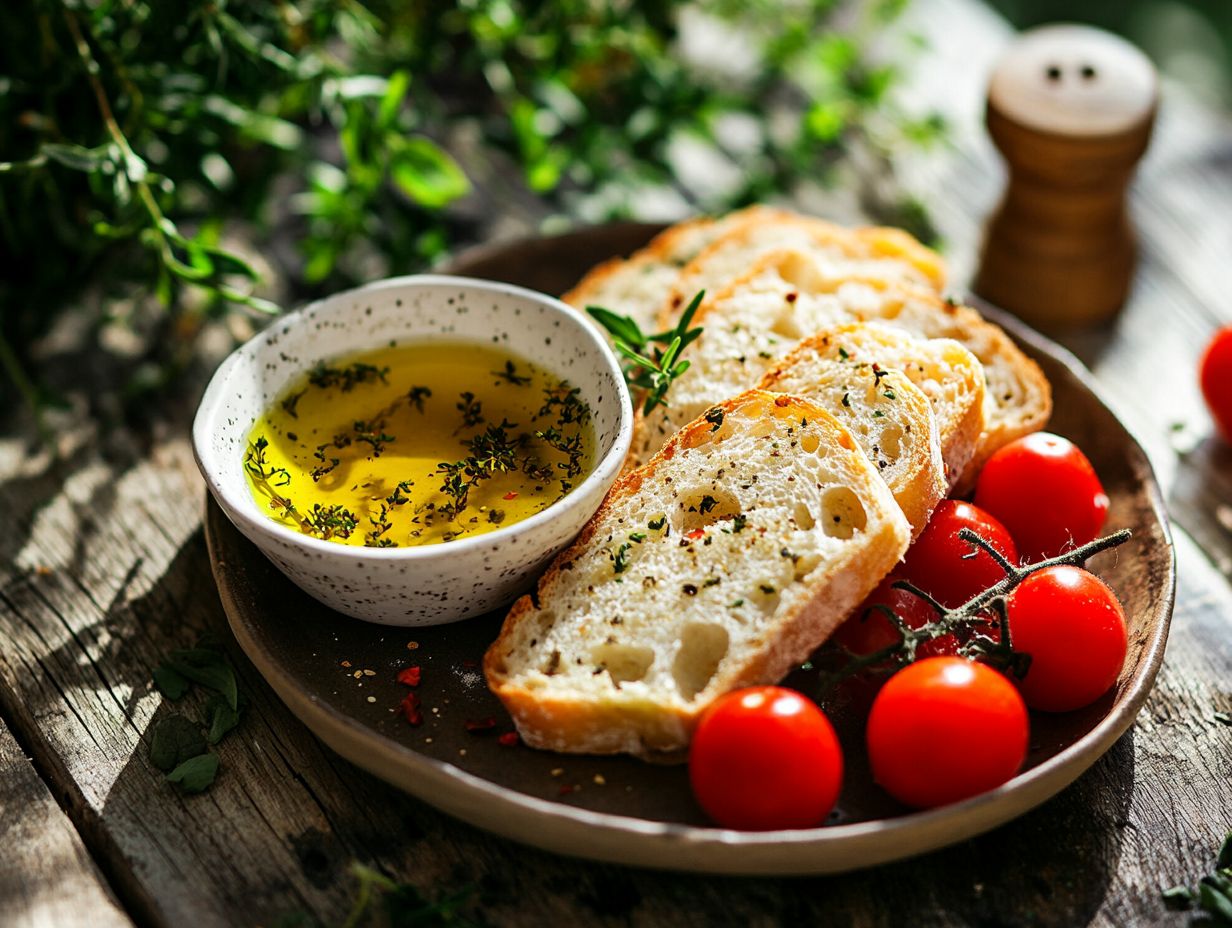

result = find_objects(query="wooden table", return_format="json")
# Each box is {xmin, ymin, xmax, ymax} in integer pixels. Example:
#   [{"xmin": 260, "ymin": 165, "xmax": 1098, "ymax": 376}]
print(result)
[{"xmin": 3, "ymin": 1, "xmax": 1230, "ymax": 925}]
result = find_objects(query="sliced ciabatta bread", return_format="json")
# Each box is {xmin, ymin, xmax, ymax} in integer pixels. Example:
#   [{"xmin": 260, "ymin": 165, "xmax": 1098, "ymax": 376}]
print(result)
[
  {"xmin": 656, "ymin": 210, "xmax": 947, "ymax": 329},
  {"xmin": 633, "ymin": 310, "xmax": 948, "ymax": 533},
  {"xmin": 711, "ymin": 250, "xmax": 1051, "ymax": 485},
  {"xmin": 760, "ymin": 322, "xmax": 986, "ymax": 490},
  {"xmin": 484, "ymin": 390, "xmax": 912, "ymax": 756}
]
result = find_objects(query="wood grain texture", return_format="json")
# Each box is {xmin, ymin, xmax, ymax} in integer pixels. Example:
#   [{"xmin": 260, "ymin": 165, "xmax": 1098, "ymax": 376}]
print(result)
[
  {"xmin": 0, "ymin": 715, "xmax": 130, "ymax": 928},
  {"xmin": 0, "ymin": 0, "xmax": 1230, "ymax": 924}
]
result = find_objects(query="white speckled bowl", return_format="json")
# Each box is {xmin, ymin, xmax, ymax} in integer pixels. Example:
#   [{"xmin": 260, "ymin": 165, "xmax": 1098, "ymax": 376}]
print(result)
[{"xmin": 192, "ymin": 275, "xmax": 632, "ymax": 626}]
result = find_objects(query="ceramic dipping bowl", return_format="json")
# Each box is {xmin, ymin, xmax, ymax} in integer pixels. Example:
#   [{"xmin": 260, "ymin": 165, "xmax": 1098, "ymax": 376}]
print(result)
[{"xmin": 192, "ymin": 275, "xmax": 632, "ymax": 626}]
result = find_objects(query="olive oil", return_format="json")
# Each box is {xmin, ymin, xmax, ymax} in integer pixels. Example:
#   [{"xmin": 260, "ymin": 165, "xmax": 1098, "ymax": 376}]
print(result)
[{"xmin": 243, "ymin": 341, "xmax": 594, "ymax": 548}]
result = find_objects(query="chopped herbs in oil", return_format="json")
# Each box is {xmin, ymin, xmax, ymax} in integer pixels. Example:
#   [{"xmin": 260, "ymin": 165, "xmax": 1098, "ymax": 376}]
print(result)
[{"xmin": 243, "ymin": 342, "xmax": 594, "ymax": 548}]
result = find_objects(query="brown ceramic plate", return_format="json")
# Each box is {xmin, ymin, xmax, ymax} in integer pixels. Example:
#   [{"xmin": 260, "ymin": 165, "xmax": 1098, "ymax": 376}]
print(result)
[{"xmin": 205, "ymin": 223, "xmax": 1174, "ymax": 875}]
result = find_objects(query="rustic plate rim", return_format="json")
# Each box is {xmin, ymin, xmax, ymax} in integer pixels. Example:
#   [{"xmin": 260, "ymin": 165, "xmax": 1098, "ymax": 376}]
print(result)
[{"xmin": 206, "ymin": 222, "xmax": 1175, "ymax": 875}]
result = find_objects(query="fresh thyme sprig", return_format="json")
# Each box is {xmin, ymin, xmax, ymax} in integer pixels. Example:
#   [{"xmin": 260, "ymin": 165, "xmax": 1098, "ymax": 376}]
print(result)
[
  {"xmin": 820, "ymin": 527, "xmax": 1133, "ymax": 693},
  {"xmin": 588, "ymin": 291, "xmax": 705, "ymax": 416}
]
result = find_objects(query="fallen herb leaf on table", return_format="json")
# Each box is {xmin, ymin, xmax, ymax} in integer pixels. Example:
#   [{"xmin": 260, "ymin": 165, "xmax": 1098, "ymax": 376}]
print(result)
[
  {"xmin": 1162, "ymin": 830, "xmax": 1232, "ymax": 924},
  {"xmin": 167, "ymin": 754, "xmax": 221, "ymax": 795},
  {"xmin": 165, "ymin": 648, "xmax": 240, "ymax": 710},
  {"xmin": 149, "ymin": 642, "xmax": 246, "ymax": 794},
  {"xmin": 149, "ymin": 715, "xmax": 207, "ymax": 773},
  {"xmin": 206, "ymin": 693, "xmax": 244, "ymax": 745}
]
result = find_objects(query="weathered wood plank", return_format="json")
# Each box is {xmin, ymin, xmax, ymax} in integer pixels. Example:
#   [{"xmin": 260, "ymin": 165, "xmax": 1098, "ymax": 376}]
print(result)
[{"xmin": 0, "ymin": 713, "xmax": 130, "ymax": 928}]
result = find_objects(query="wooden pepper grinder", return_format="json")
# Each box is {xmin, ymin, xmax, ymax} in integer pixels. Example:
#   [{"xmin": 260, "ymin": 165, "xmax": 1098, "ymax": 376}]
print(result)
[{"xmin": 973, "ymin": 25, "xmax": 1159, "ymax": 332}]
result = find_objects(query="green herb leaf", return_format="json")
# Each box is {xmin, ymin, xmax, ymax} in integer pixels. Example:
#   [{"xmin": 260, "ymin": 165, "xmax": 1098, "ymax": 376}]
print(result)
[
  {"xmin": 205, "ymin": 693, "xmax": 243, "ymax": 745},
  {"xmin": 588, "ymin": 291, "xmax": 705, "ymax": 416},
  {"xmin": 149, "ymin": 714, "xmax": 208, "ymax": 772},
  {"xmin": 153, "ymin": 664, "xmax": 190, "ymax": 701},
  {"xmin": 1161, "ymin": 886, "xmax": 1194, "ymax": 911},
  {"xmin": 40, "ymin": 142, "xmax": 112, "ymax": 172},
  {"xmin": 1199, "ymin": 879, "xmax": 1232, "ymax": 923},
  {"xmin": 586, "ymin": 308, "xmax": 647, "ymax": 347},
  {"xmin": 390, "ymin": 138, "xmax": 470, "ymax": 209},
  {"xmin": 166, "ymin": 649, "xmax": 239, "ymax": 711},
  {"xmin": 1220, "ymin": 831, "xmax": 1232, "ymax": 869},
  {"xmin": 166, "ymin": 753, "xmax": 220, "ymax": 794}
]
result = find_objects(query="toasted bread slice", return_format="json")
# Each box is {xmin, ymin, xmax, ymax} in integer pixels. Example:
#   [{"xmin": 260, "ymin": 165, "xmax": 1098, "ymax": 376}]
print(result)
[
  {"xmin": 484, "ymin": 390, "xmax": 912, "ymax": 756},
  {"xmin": 760, "ymin": 322, "xmax": 986, "ymax": 491},
  {"xmin": 633, "ymin": 311, "xmax": 949, "ymax": 533},
  {"xmin": 656, "ymin": 211, "xmax": 947, "ymax": 329},
  {"xmin": 713, "ymin": 250, "xmax": 1050, "ymax": 485}
]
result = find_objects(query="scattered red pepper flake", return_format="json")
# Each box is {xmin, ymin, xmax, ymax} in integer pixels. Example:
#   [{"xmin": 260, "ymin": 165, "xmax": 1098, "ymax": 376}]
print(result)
[
  {"xmin": 558, "ymin": 784, "xmax": 576, "ymax": 797},
  {"xmin": 686, "ymin": 528, "xmax": 705, "ymax": 540},
  {"xmin": 497, "ymin": 732, "xmax": 520, "ymax": 747},
  {"xmin": 397, "ymin": 666, "xmax": 422, "ymax": 687},
  {"xmin": 461, "ymin": 659, "xmax": 479, "ymax": 669},
  {"xmin": 503, "ymin": 491, "xmax": 519, "ymax": 500},
  {"xmin": 399, "ymin": 692, "xmax": 423, "ymax": 726},
  {"xmin": 464, "ymin": 717, "xmax": 497, "ymax": 733}
]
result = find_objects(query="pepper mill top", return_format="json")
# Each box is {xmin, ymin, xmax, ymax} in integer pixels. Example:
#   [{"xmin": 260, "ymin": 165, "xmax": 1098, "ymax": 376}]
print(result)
[
  {"xmin": 974, "ymin": 24, "xmax": 1159, "ymax": 332},
  {"xmin": 989, "ymin": 24, "xmax": 1157, "ymax": 139}
]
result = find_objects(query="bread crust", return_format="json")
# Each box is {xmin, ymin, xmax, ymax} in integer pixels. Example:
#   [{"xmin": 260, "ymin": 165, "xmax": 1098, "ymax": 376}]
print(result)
[
  {"xmin": 692, "ymin": 249, "xmax": 1051, "ymax": 483},
  {"xmin": 484, "ymin": 390, "xmax": 911, "ymax": 757},
  {"xmin": 657, "ymin": 212, "xmax": 948, "ymax": 330}
]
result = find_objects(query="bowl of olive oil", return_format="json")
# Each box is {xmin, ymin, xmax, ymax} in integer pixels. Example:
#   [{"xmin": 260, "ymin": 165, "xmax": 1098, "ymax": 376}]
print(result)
[{"xmin": 193, "ymin": 275, "xmax": 632, "ymax": 625}]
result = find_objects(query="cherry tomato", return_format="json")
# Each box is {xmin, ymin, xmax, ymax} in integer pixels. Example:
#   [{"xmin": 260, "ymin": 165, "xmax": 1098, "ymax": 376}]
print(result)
[
  {"xmin": 833, "ymin": 576, "xmax": 969, "ymax": 659},
  {"xmin": 833, "ymin": 577, "xmax": 934, "ymax": 655},
  {"xmin": 866, "ymin": 657, "xmax": 1028, "ymax": 809},
  {"xmin": 1006, "ymin": 565, "xmax": 1127, "ymax": 712},
  {"xmin": 898, "ymin": 500, "xmax": 1019, "ymax": 609},
  {"xmin": 1201, "ymin": 326, "xmax": 1232, "ymax": 443},
  {"xmin": 690, "ymin": 687, "xmax": 843, "ymax": 829},
  {"xmin": 974, "ymin": 432, "xmax": 1109, "ymax": 564}
]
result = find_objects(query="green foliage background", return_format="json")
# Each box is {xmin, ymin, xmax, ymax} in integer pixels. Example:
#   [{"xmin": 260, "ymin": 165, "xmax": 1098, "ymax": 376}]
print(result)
[{"xmin": 0, "ymin": 0, "xmax": 939, "ymax": 417}]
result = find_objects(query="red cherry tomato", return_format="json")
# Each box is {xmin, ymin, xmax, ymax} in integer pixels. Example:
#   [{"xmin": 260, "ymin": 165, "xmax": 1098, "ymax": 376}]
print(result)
[
  {"xmin": 833, "ymin": 576, "xmax": 972, "ymax": 659},
  {"xmin": 866, "ymin": 657, "xmax": 1028, "ymax": 809},
  {"xmin": 833, "ymin": 577, "xmax": 936, "ymax": 655},
  {"xmin": 690, "ymin": 687, "xmax": 843, "ymax": 830},
  {"xmin": 898, "ymin": 500, "xmax": 1019, "ymax": 609},
  {"xmin": 1201, "ymin": 327, "xmax": 1232, "ymax": 442},
  {"xmin": 1007, "ymin": 565, "xmax": 1127, "ymax": 712},
  {"xmin": 974, "ymin": 432, "xmax": 1109, "ymax": 564}
]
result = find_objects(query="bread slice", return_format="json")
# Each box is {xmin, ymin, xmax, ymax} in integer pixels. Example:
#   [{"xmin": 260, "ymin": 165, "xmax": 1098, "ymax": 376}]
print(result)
[
  {"xmin": 561, "ymin": 214, "xmax": 726, "ymax": 335},
  {"xmin": 484, "ymin": 390, "xmax": 912, "ymax": 756},
  {"xmin": 760, "ymin": 322, "xmax": 986, "ymax": 491},
  {"xmin": 656, "ymin": 210, "xmax": 947, "ymax": 329},
  {"xmin": 633, "ymin": 311, "xmax": 949, "ymax": 533},
  {"xmin": 708, "ymin": 250, "xmax": 1050, "ymax": 485}
]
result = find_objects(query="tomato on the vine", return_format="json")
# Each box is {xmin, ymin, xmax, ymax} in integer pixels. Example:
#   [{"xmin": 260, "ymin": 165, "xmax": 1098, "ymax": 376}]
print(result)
[
  {"xmin": 897, "ymin": 500, "xmax": 1019, "ymax": 609},
  {"xmin": 689, "ymin": 687, "xmax": 842, "ymax": 830},
  {"xmin": 832, "ymin": 576, "xmax": 991, "ymax": 660},
  {"xmin": 866, "ymin": 657, "xmax": 1028, "ymax": 809},
  {"xmin": 1201, "ymin": 326, "xmax": 1232, "ymax": 443},
  {"xmin": 1006, "ymin": 565, "xmax": 1127, "ymax": 712},
  {"xmin": 974, "ymin": 432, "xmax": 1109, "ymax": 563},
  {"xmin": 832, "ymin": 577, "xmax": 936, "ymax": 656}
]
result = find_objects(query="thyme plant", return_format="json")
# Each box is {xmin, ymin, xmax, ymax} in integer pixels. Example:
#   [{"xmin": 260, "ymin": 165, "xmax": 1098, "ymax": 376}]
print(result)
[{"xmin": 0, "ymin": 0, "xmax": 941, "ymax": 414}]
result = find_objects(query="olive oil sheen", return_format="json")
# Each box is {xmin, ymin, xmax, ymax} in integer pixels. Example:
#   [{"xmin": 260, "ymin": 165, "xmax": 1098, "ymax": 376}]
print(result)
[{"xmin": 243, "ymin": 341, "xmax": 594, "ymax": 548}]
